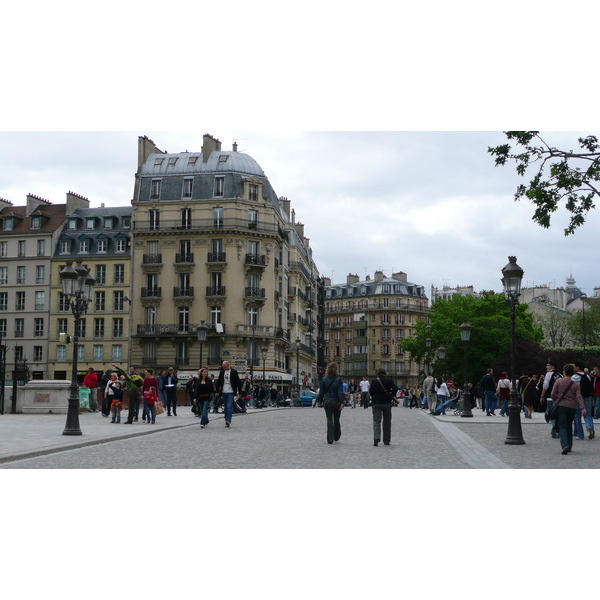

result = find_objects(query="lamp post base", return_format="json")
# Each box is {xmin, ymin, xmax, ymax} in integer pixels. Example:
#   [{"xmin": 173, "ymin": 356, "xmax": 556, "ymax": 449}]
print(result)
[
  {"xmin": 63, "ymin": 387, "xmax": 82, "ymax": 436},
  {"xmin": 504, "ymin": 393, "xmax": 525, "ymax": 445},
  {"xmin": 460, "ymin": 390, "xmax": 473, "ymax": 417}
]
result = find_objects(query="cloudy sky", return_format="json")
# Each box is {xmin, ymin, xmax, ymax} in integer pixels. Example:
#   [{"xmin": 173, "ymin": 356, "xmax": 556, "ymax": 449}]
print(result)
[{"xmin": 1, "ymin": 130, "xmax": 599, "ymax": 297}]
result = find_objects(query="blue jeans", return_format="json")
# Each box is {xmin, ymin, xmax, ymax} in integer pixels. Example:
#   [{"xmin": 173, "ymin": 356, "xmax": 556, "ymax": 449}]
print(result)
[
  {"xmin": 200, "ymin": 400, "xmax": 210, "ymax": 426},
  {"xmin": 594, "ymin": 396, "xmax": 600, "ymax": 419},
  {"xmin": 583, "ymin": 397, "xmax": 594, "ymax": 433},
  {"xmin": 222, "ymin": 393, "xmax": 234, "ymax": 423},
  {"xmin": 435, "ymin": 398, "xmax": 457, "ymax": 415},
  {"xmin": 499, "ymin": 398, "xmax": 509, "ymax": 416},
  {"xmin": 484, "ymin": 390, "xmax": 497, "ymax": 414},
  {"xmin": 146, "ymin": 404, "xmax": 155, "ymax": 423},
  {"xmin": 573, "ymin": 405, "xmax": 585, "ymax": 439}
]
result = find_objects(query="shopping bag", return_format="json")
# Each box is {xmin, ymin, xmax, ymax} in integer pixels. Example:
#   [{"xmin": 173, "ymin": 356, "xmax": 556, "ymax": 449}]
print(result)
[{"xmin": 155, "ymin": 401, "xmax": 164, "ymax": 415}]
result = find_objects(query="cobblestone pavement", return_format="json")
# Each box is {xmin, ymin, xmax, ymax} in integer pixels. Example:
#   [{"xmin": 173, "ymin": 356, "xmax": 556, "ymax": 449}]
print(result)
[{"xmin": 1, "ymin": 405, "xmax": 599, "ymax": 468}]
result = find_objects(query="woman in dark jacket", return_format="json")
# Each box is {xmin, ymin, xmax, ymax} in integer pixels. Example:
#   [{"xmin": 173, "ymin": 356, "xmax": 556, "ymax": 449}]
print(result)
[
  {"xmin": 193, "ymin": 368, "xmax": 214, "ymax": 428},
  {"xmin": 317, "ymin": 362, "xmax": 345, "ymax": 444},
  {"xmin": 370, "ymin": 368, "xmax": 399, "ymax": 446}
]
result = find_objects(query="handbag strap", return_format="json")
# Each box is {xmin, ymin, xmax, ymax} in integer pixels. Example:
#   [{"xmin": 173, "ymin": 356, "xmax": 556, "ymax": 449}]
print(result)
[{"xmin": 555, "ymin": 380, "xmax": 574, "ymax": 407}]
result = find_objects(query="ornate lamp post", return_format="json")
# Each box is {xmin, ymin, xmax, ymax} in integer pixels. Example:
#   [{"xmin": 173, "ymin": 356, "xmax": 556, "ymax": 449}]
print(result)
[
  {"xmin": 425, "ymin": 324, "xmax": 432, "ymax": 373},
  {"xmin": 248, "ymin": 300, "xmax": 257, "ymax": 386},
  {"xmin": 459, "ymin": 322, "xmax": 472, "ymax": 418},
  {"xmin": 261, "ymin": 345, "xmax": 268, "ymax": 385},
  {"xmin": 196, "ymin": 321, "xmax": 208, "ymax": 369},
  {"xmin": 295, "ymin": 337, "xmax": 301, "ymax": 389},
  {"xmin": 59, "ymin": 260, "xmax": 95, "ymax": 436},
  {"xmin": 437, "ymin": 345, "xmax": 446, "ymax": 379},
  {"xmin": 501, "ymin": 255, "xmax": 525, "ymax": 445}
]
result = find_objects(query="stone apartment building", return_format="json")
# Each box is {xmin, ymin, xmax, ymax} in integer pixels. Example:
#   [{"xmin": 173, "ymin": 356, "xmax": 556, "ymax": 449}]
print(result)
[
  {"xmin": 129, "ymin": 134, "xmax": 320, "ymax": 391},
  {"xmin": 323, "ymin": 271, "xmax": 429, "ymax": 387},
  {"xmin": 0, "ymin": 192, "xmax": 89, "ymax": 379},
  {"xmin": 49, "ymin": 205, "xmax": 133, "ymax": 378}
]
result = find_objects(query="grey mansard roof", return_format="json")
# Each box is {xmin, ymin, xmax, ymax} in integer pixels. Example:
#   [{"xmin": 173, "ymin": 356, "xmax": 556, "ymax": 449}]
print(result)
[
  {"xmin": 140, "ymin": 151, "xmax": 265, "ymax": 178},
  {"xmin": 326, "ymin": 277, "xmax": 428, "ymax": 299}
]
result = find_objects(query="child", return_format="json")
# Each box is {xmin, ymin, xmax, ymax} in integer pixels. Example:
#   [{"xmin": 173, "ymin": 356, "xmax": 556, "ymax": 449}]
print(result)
[
  {"xmin": 110, "ymin": 381, "xmax": 123, "ymax": 423},
  {"xmin": 144, "ymin": 386, "xmax": 158, "ymax": 424}
]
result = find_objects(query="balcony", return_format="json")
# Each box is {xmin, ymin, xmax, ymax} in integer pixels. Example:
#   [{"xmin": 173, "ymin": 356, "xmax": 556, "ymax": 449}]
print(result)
[
  {"xmin": 134, "ymin": 218, "xmax": 283, "ymax": 237},
  {"xmin": 206, "ymin": 286, "xmax": 226, "ymax": 297},
  {"xmin": 137, "ymin": 322, "xmax": 226, "ymax": 336},
  {"xmin": 142, "ymin": 253, "xmax": 162, "ymax": 264},
  {"xmin": 245, "ymin": 287, "xmax": 265, "ymax": 299},
  {"xmin": 245, "ymin": 253, "xmax": 266, "ymax": 267},
  {"xmin": 175, "ymin": 253, "xmax": 194, "ymax": 264},
  {"xmin": 141, "ymin": 287, "xmax": 162, "ymax": 298},
  {"xmin": 287, "ymin": 286, "xmax": 297, "ymax": 297},
  {"xmin": 207, "ymin": 252, "xmax": 226, "ymax": 263},
  {"xmin": 173, "ymin": 287, "xmax": 194, "ymax": 298}
]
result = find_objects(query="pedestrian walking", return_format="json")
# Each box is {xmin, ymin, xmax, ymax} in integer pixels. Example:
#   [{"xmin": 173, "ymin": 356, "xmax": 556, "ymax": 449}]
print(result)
[
  {"xmin": 521, "ymin": 373, "xmax": 537, "ymax": 418},
  {"xmin": 215, "ymin": 361, "xmax": 242, "ymax": 427},
  {"xmin": 370, "ymin": 368, "xmax": 398, "ymax": 446},
  {"xmin": 551, "ymin": 363, "xmax": 586, "ymax": 455},
  {"xmin": 359, "ymin": 376, "xmax": 370, "ymax": 409},
  {"xmin": 423, "ymin": 371, "xmax": 436, "ymax": 413},
  {"xmin": 496, "ymin": 371, "xmax": 511, "ymax": 417},
  {"xmin": 317, "ymin": 362, "xmax": 345, "ymax": 444},
  {"xmin": 572, "ymin": 362, "xmax": 595, "ymax": 440},
  {"xmin": 194, "ymin": 369, "xmax": 214, "ymax": 428},
  {"xmin": 480, "ymin": 368, "xmax": 497, "ymax": 416},
  {"xmin": 164, "ymin": 367, "xmax": 178, "ymax": 416}
]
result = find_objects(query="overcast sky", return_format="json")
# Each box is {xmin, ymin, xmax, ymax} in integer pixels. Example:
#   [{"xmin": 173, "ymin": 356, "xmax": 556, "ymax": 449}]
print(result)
[{"xmin": 1, "ymin": 130, "xmax": 599, "ymax": 297}]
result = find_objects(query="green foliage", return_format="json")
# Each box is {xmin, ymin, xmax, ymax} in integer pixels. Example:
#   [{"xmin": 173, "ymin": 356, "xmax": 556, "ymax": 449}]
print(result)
[
  {"xmin": 401, "ymin": 292, "xmax": 543, "ymax": 383},
  {"xmin": 488, "ymin": 131, "xmax": 600, "ymax": 235}
]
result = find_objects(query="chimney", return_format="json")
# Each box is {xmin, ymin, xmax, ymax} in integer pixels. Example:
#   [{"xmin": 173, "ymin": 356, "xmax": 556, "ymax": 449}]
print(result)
[
  {"xmin": 26, "ymin": 193, "xmax": 51, "ymax": 216},
  {"xmin": 279, "ymin": 196, "xmax": 291, "ymax": 218},
  {"xmin": 0, "ymin": 198, "xmax": 13, "ymax": 210},
  {"xmin": 374, "ymin": 270, "xmax": 385, "ymax": 282},
  {"xmin": 233, "ymin": 141, "xmax": 238, "ymax": 152},
  {"xmin": 202, "ymin": 133, "xmax": 222, "ymax": 163},
  {"xmin": 347, "ymin": 274, "xmax": 359, "ymax": 285},
  {"xmin": 392, "ymin": 271, "xmax": 407, "ymax": 282},
  {"xmin": 322, "ymin": 277, "xmax": 332, "ymax": 287},
  {"xmin": 135, "ymin": 135, "xmax": 164, "ymax": 201},
  {"xmin": 294, "ymin": 222, "xmax": 305, "ymax": 240},
  {"xmin": 65, "ymin": 191, "xmax": 90, "ymax": 215}
]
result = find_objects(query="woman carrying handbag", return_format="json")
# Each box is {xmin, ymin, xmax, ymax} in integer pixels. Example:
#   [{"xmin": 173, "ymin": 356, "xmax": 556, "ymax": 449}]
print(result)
[{"xmin": 550, "ymin": 363, "xmax": 586, "ymax": 455}]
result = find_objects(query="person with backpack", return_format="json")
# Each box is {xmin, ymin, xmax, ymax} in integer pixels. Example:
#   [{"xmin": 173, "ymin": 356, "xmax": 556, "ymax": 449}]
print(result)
[
  {"xmin": 317, "ymin": 362, "xmax": 345, "ymax": 444},
  {"xmin": 572, "ymin": 362, "xmax": 595, "ymax": 440},
  {"xmin": 369, "ymin": 367, "xmax": 399, "ymax": 446},
  {"xmin": 541, "ymin": 361, "xmax": 562, "ymax": 438}
]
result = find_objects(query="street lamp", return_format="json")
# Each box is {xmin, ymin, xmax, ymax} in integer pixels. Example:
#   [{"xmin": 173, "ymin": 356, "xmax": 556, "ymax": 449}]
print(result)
[
  {"xmin": 248, "ymin": 300, "xmax": 256, "ymax": 386},
  {"xmin": 59, "ymin": 260, "xmax": 95, "ymax": 436},
  {"xmin": 581, "ymin": 293, "xmax": 587, "ymax": 358},
  {"xmin": 425, "ymin": 324, "xmax": 432, "ymax": 373},
  {"xmin": 295, "ymin": 337, "xmax": 301, "ymax": 389},
  {"xmin": 501, "ymin": 255, "xmax": 525, "ymax": 445},
  {"xmin": 261, "ymin": 345, "xmax": 268, "ymax": 385},
  {"xmin": 196, "ymin": 321, "xmax": 208, "ymax": 368},
  {"xmin": 459, "ymin": 322, "xmax": 472, "ymax": 418}
]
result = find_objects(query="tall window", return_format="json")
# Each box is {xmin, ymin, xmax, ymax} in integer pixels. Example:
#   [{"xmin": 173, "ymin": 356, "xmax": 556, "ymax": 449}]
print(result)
[
  {"xmin": 79, "ymin": 239, "xmax": 89, "ymax": 254},
  {"xmin": 17, "ymin": 240, "xmax": 26, "ymax": 257},
  {"xmin": 16, "ymin": 291, "xmax": 25, "ymax": 311},
  {"xmin": 57, "ymin": 345, "xmax": 67, "ymax": 361},
  {"xmin": 113, "ymin": 318, "xmax": 123, "ymax": 338},
  {"xmin": 249, "ymin": 183, "xmax": 258, "ymax": 202},
  {"xmin": 210, "ymin": 306, "xmax": 222, "ymax": 325},
  {"xmin": 35, "ymin": 291, "xmax": 45, "ymax": 310},
  {"xmin": 214, "ymin": 177, "xmax": 224, "ymax": 197},
  {"xmin": 94, "ymin": 318, "xmax": 105, "ymax": 339},
  {"xmin": 183, "ymin": 178, "xmax": 193, "ymax": 198},
  {"xmin": 15, "ymin": 319, "xmax": 24, "ymax": 337},
  {"xmin": 248, "ymin": 209, "xmax": 258, "ymax": 225},
  {"xmin": 34, "ymin": 346, "xmax": 43, "ymax": 362},
  {"xmin": 57, "ymin": 318, "xmax": 68, "ymax": 334},
  {"xmin": 0, "ymin": 241, "xmax": 6, "ymax": 257},
  {"xmin": 95, "ymin": 291, "xmax": 105, "ymax": 312},
  {"xmin": 97, "ymin": 239, "xmax": 107, "ymax": 253},
  {"xmin": 178, "ymin": 306, "xmax": 189, "ymax": 333},
  {"xmin": 112, "ymin": 345, "xmax": 123, "ymax": 361},
  {"xmin": 213, "ymin": 207, "xmax": 223, "ymax": 227},
  {"xmin": 95, "ymin": 265, "xmax": 106, "ymax": 285},
  {"xmin": 34, "ymin": 318, "xmax": 44, "ymax": 337},
  {"xmin": 0, "ymin": 267, "xmax": 6, "ymax": 285},
  {"xmin": 16, "ymin": 266, "xmax": 25, "ymax": 284},
  {"xmin": 77, "ymin": 345, "xmax": 85, "ymax": 361},
  {"xmin": 179, "ymin": 239, "xmax": 191, "ymax": 261},
  {"xmin": 248, "ymin": 305, "xmax": 258, "ymax": 326},
  {"xmin": 76, "ymin": 319, "xmax": 86, "ymax": 338},
  {"xmin": 94, "ymin": 345, "xmax": 104, "ymax": 360},
  {"xmin": 14, "ymin": 346, "xmax": 23, "ymax": 361},
  {"xmin": 36, "ymin": 265, "xmax": 45, "ymax": 284},
  {"xmin": 0, "ymin": 319, "xmax": 6, "ymax": 336},
  {"xmin": 37, "ymin": 239, "xmax": 46, "ymax": 256},
  {"xmin": 151, "ymin": 179, "xmax": 161, "ymax": 199},
  {"xmin": 113, "ymin": 291, "xmax": 124, "ymax": 311},
  {"xmin": 59, "ymin": 293, "xmax": 70, "ymax": 312},
  {"xmin": 116, "ymin": 239, "xmax": 126, "ymax": 253},
  {"xmin": 60, "ymin": 240, "xmax": 70, "ymax": 254},
  {"xmin": 149, "ymin": 209, "xmax": 160, "ymax": 231},
  {"xmin": 145, "ymin": 306, "xmax": 157, "ymax": 330},
  {"xmin": 114, "ymin": 264, "xmax": 125, "ymax": 284},
  {"xmin": 181, "ymin": 208, "xmax": 192, "ymax": 229},
  {"xmin": 30, "ymin": 215, "xmax": 41, "ymax": 229},
  {"xmin": 86, "ymin": 217, "xmax": 95, "ymax": 230},
  {"xmin": 176, "ymin": 340, "xmax": 189, "ymax": 365}
]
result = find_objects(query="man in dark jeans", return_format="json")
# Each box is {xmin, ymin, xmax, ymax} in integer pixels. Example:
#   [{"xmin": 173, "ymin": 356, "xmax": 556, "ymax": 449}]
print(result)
[{"xmin": 164, "ymin": 367, "xmax": 178, "ymax": 416}]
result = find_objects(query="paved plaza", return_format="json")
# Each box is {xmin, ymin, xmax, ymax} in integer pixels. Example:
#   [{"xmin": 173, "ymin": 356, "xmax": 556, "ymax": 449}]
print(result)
[{"xmin": 1, "ymin": 405, "xmax": 599, "ymax": 468}]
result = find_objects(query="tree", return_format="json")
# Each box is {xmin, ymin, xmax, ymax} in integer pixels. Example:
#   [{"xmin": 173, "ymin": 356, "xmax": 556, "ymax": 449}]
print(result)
[
  {"xmin": 532, "ymin": 307, "xmax": 573, "ymax": 347},
  {"xmin": 401, "ymin": 292, "xmax": 543, "ymax": 384},
  {"xmin": 488, "ymin": 131, "xmax": 600, "ymax": 235}
]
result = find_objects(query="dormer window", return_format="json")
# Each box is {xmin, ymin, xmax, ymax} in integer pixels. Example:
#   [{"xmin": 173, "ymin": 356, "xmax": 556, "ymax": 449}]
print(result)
[
  {"xmin": 151, "ymin": 179, "xmax": 161, "ymax": 199},
  {"xmin": 2, "ymin": 217, "xmax": 13, "ymax": 231},
  {"xmin": 188, "ymin": 156, "xmax": 198, "ymax": 166},
  {"xmin": 249, "ymin": 184, "xmax": 258, "ymax": 202},
  {"xmin": 154, "ymin": 157, "xmax": 164, "ymax": 166},
  {"xmin": 168, "ymin": 157, "xmax": 178, "ymax": 166},
  {"xmin": 218, "ymin": 155, "xmax": 229, "ymax": 164},
  {"xmin": 86, "ymin": 217, "xmax": 95, "ymax": 230},
  {"xmin": 30, "ymin": 215, "xmax": 41, "ymax": 229},
  {"xmin": 68, "ymin": 218, "xmax": 77, "ymax": 229},
  {"xmin": 104, "ymin": 217, "xmax": 113, "ymax": 229},
  {"xmin": 122, "ymin": 217, "xmax": 131, "ymax": 229},
  {"xmin": 214, "ymin": 177, "xmax": 224, "ymax": 197}
]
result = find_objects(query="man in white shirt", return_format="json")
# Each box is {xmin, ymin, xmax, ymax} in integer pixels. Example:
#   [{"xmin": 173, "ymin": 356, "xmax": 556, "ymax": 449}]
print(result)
[
  {"xmin": 215, "ymin": 361, "xmax": 242, "ymax": 427},
  {"xmin": 359, "ymin": 377, "xmax": 370, "ymax": 409}
]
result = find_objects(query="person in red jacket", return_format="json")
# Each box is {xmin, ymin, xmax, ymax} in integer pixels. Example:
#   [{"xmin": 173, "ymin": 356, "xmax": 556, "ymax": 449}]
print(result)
[
  {"xmin": 83, "ymin": 367, "xmax": 99, "ymax": 412},
  {"xmin": 141, "ymin": 368, "xmax": 159, "ymax": 422},
  {"xmin": 143, "ymin": 386, "xmax": 159, "ymax": 424}
]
